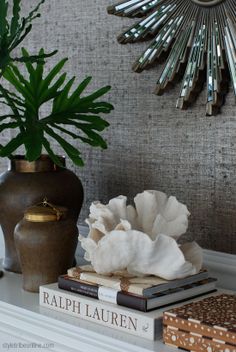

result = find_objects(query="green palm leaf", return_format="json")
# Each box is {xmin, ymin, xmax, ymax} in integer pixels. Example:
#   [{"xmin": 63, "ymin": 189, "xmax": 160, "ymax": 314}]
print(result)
[
  {"xmin": 34, "ymin": 48, "xmax": 44, "ymax": 82},
  {"xmin": 38, "ymin": 58, "xmax": 68, "ymax": 95},
  {"xmin": 45, "ymin": 126, "xmax": 84, "ymax": 166},
  {"xmin": 80, "ymin": 85, "xmax": 111, "ymax": 102},
  {"xmin": 67, "ymin": 76, "xmax": 92, "ymax": 106},
  {"xmin": 0, "ymin": 114, "xmax": 17, "ymax": 122},
  {"xmin": 0, "ymin": 122, "xmax": 20, "ymax": 132},
  {"xmin": 0, "ymin": 49, "xmax": 113, "ymax": 166},
  {"xmin": 21, "ymin": 47, "xmax": 37, "ymax": 82},
  {"xmin": 24, "ymin": 125, "xmax": 43, "ymax": 161},
  {"xmin": 42, "ymin": 137, "xmax": 64, "ymax": 167},
  {"xmin": 51, "ymin": 124, "xmax": 104, "ymax": 147},
  {"xmin": 51, "ymin": 76, "xmax": 75, "ymax": 112},
  {"xmin": 0, "ymin": 0, "xmax": 54, "ymax": 74},
  {"xmin": 3, "ymin": 66, "xmax": 34, "ymax": 104},
  {"xmin": 25, "ymin": 0, "xmax": 45, "ymax": 24},
  {"xmin": 0, "ymin": 0, "xmax": 8, "ymax": 39},
  {"xmin": 0, "ymin": 132, "xmax": 25, "ymax": 157},
  {"xmin": 40, "ymin": 73, "xmax": 67, "ymax": 104},
  {"xmin": 68, "ymin": 114, "xmax": 109, "ymax": 130},
  {"xmin": 10, "ymin": 0, "xmax": 21, "ymax": 38}
]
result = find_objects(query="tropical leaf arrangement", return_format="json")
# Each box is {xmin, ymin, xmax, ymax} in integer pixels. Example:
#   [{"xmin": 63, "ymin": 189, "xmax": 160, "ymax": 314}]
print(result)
[
  {"xmin": 0, "ymin": 0, "xmax": 113, "ymax": 167},
  {"xmin": 0, "ymin": 0, "xmax": 56, "ymax": 73}
]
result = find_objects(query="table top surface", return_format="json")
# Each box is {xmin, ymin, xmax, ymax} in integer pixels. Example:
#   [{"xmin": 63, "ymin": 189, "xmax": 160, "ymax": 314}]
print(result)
[
  {"xmin": 0, "ymin": 264, "xmax": 177, "ymax": 352},
  {"xmin": 0, "ymin": 235, "xmax": 233, "ymax": 352}
]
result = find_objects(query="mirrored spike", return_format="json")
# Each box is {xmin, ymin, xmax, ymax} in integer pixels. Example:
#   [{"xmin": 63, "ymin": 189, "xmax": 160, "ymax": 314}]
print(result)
[
  {"xmin": 107, "ymin": 0, "xmax": 163, "ymax": 17},
  {"xmin": 224, "ymin": 19, "xmax": 236, "ymax": 97},
  {"xmin": 156, "ymin": 21, "xmax": 196, "ymax": 95},
  {"xmin": 206, "ymin": 20, "xmax": 227, "ymax": 116},
  {"xmin": 133, "ymin": 15, "xmax": 184, "ymax": 72},
  {"xmin": 225, "ymin": 0, "xmax": 236, "ymax": 26},
  {"xmin": 177, "ymin": 18, "xmax": 207, "ymax": 110},
  {"xmin": 226, "ymin": 19, "xmax": 236, "ymax": 48},
  {"xmin": 118, "ymin": 4, "xmax": 176, "ymax": 44}
]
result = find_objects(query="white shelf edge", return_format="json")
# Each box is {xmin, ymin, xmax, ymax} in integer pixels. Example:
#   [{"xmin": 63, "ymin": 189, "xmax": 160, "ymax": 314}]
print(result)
[{"xmin": 0, "ymin": 301, "xmax": 155, "ymax": 352}]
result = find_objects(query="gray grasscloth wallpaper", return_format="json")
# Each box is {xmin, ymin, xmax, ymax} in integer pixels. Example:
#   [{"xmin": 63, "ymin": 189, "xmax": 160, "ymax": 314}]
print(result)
[{"xmin": 1, "ymin": 1, "xmax": 236, "ymax": 253}]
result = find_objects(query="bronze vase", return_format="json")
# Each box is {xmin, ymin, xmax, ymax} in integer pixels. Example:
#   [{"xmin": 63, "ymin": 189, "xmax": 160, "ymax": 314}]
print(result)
[
  {"xmin": 14, "ymin": 202, "xmax": 78, "ymax": 293},
  {"xmin": 0, "ymin": 155, "xmax": 84, "ymax": 273}
]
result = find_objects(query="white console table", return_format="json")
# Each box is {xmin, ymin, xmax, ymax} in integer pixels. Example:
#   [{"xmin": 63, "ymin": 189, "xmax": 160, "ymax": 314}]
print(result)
[
  {"xmin": 0, "ymin": 268, "xmax": 176, "ymax": 352},
  {"xmin": 0, "ymin": 226, "xmax": 236, "ymax": 352}
]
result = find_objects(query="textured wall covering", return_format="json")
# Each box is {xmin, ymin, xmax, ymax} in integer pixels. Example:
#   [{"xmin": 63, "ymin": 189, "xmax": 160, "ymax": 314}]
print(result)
[{"xmin": 0, "ymin": 1, "xmax": 236, "ymax": 253}]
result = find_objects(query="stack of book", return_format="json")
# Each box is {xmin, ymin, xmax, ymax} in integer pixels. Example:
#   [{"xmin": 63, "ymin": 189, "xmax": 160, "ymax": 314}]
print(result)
[
  {"xmin": 39, "ymin": 266, "xmax": 217, "ymax": 340},
  {"xmin": 163, "ymin": 293, "xmax": 236, "ymax": 351},
  {"xmin": 58, "ymin": 267, "xmax": 216, "ymax": 312}
]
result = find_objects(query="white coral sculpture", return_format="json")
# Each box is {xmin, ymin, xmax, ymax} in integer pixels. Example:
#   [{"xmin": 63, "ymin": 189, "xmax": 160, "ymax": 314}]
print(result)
[{"xmin": 79, "ymin": 190, "xmax": 202, "ymax": 280}]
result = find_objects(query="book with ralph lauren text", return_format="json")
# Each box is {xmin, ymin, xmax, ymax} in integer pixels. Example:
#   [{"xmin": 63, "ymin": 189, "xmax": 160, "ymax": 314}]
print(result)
[
  {"xmin": 39, "ymin": 283, "xmax": 163, "ymax": 340},
  {"xmin": 40, "ymin": 283, "xmax": 218, "ymax": 340}
]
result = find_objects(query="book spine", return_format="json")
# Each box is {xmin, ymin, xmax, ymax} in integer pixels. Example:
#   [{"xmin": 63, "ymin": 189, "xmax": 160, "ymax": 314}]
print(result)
[
  {"xmin": 58, "ymin": 277, "xmax": 98, "ymax": 298},
  {"xmin": 39, "ymin": 286, "xmax": 157, "ymax": 340},
  {"xmin": 144, "ymin": 271, "xmax": 209, "ymax": 296},
  {"xmin": 117, "ymin": 292, "xmax": 147, "ymax": 312},
  {"xmin": 163, "ymin": 326, "xmax": 236, "ymax": 352},
  {"xmin": 163, "ymin": 313, "xmax": 236, "ymax": 345},
  {"xmin": 58, "ymin": 277, "xmax": 147, "ymax": 312}
]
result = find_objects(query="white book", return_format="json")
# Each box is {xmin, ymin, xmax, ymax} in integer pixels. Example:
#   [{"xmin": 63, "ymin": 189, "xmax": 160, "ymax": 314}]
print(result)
[{"xmin": 40, "ymin": 283, "xmax": 163, "ymax": 340}]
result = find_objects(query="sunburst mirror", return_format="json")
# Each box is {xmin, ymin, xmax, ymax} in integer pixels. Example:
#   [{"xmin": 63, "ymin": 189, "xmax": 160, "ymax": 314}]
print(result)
[{"xmin": 107, "ymin": 0, "xmax": 236, "ymax": 115}]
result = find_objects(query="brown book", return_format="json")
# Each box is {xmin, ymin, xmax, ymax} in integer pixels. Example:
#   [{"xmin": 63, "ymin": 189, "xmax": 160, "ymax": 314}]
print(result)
[{"xmin": 163, "ymin": 294, "xmax": 236, "ymax": 348}]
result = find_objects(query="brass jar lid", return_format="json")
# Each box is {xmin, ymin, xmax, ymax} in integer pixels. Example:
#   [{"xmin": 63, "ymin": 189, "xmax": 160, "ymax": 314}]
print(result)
[{"xmin": 24, "ymin": 198, "xmax": 67, "ymax": 223}]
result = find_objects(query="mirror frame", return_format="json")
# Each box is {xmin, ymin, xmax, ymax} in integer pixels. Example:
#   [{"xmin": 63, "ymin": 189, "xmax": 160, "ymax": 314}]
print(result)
[{"xmin": 108, "ymin": 0, "xmax": 236, "ymax": 116}]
